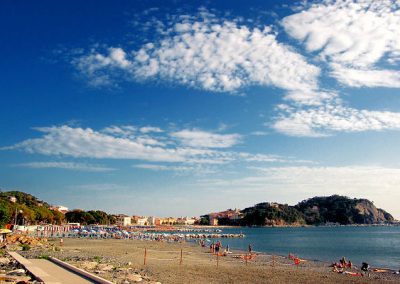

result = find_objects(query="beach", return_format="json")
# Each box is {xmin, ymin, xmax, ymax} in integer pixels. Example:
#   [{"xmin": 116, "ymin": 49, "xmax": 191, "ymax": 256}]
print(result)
[{"xmin": 21, "ymin": 238, "xmax": 400, "ymax": 284}]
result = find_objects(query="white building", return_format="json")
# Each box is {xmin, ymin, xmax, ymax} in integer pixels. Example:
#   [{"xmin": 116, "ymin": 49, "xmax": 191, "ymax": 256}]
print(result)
[
  {"xmin": 116, "ymin": 215, "xmax": 131, "ymax": 227},
  {"xmin": 137, "ymin": 217, "xmax": 148, "ymax": 226},
  {"xmin": 50, "ymin": 205, "xmax": 69, "ymax": 214}
]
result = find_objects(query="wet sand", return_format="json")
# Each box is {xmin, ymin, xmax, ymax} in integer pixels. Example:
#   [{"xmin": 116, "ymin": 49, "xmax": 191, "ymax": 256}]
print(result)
[{"xmin": 23, "ymin": 238, "xmax": 400, "ymax": 284}]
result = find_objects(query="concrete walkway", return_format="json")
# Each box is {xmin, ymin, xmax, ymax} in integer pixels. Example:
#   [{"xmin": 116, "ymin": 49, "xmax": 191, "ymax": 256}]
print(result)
[{"xmin": 8, "ymin": 252, "xmax": 96, "ymax": 284}]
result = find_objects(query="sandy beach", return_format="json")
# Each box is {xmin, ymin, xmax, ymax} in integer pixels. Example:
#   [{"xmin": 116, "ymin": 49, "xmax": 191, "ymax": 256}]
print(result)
[{"xmin": 20, "ymin": 238, "xmax": 400, "ymax": 284}]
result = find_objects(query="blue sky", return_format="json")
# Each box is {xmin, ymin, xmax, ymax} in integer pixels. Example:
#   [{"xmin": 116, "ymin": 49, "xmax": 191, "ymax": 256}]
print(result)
[{"xmin": 2, "ymin": 0, "xmax": 400, "ymax": 218}]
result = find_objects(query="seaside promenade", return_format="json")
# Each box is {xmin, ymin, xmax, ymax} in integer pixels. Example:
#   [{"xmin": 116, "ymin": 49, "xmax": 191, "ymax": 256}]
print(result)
[{"xmin": 8, "ymin": 251, "xmax": 112, "ymax": 284}]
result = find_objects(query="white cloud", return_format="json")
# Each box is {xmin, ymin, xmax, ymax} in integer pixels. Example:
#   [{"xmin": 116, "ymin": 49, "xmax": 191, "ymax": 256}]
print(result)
[
  {"xmin": 14, "ymin": 162, "xmax": 115, "ymax": 172},
  {"xmin": 4, "ymin": 126, "xmax": 210, "ymax": 163},
  {"xmin": 3, "ymin": 125, "xmax": 308, "ymax": 170},
  {"xmin": 139, "ymin": 126, "xmax": 163, "ymax": 133},
  {"xmin": 250, "ymin": 131, "xmax": 269, "ymax": 136},
  {"xmin": 330, "ymin": 64, "xmax": 400, "ymax": 88},
  {"xmin": 133, "ymin": 163, "xmax": 215, "ymax": 174},
  {"xmin": 273, "ymin": 102, "xmax": 400, "ymax": 137},
  {"xmin": 171, "ymin": 129, "xmax": 241, "ymax": 148},
  {"xmin": 283, "ymin": 90, "xmax": 339, "ymax": 106},
  {"xmin": 196, "ymin": 165, "xmax": 400, "ymax": 218},
  {"xmin": 283, "ymin": 0, "xmax": 400, "ymax": 88},
  {"xmin": 74, "ymin": 11, "xmax": 319, "ymax": 93},
  {"xmin": 73, "ymin": 47, "xmax": 132, "ymax": 87},
  {"xmin": 101, "ymin": 125, "xmax": 137, "ymax": 137}
]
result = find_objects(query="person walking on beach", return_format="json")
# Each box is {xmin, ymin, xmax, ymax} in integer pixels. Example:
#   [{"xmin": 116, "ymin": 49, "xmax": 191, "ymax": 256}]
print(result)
[{"xmin": 248, "ymin": 244, "xmax": 252, "ymax": 254}]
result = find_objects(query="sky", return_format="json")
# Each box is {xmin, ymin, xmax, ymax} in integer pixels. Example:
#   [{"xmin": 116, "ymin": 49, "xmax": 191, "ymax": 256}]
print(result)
[{"xmin": 1, "ymin": 0, "xmax": 400, "ymax": 218}]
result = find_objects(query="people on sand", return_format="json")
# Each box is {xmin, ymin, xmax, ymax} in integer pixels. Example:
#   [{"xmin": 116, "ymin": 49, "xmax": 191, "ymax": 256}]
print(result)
[
  {"xmin": 331, "ymin": 257, "xmax": 355, "ymax": 273},
  {"xmin": 248, "ymin": 244, "xmax": 252, "ymax": 254},
  {"xmin": 215, "ymin": 241, "xmax": 220, "ymax": 254},
  {"xmin": 361, "ymin": 262, "xmax": 370, "ymax": 277}
]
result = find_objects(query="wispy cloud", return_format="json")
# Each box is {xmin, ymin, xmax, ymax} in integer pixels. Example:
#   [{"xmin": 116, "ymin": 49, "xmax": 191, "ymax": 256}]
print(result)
[
  {"xmin": 14, "ymin": 162, "xmax": 115, "ymax": 172},
  {"xmin": 282, "ymin": 0, "xmax": 400, "ymax": 88},
  {"xmin": 3, "ymin": 125, "xmax": 223, "ymax": 163},
  {"xmin": 2, "ymin": 124, "xmax": 303, "ymax": 168},
  {"xmin": 273, "ymin": 100, "xmax": 400, "ymax": 137},
  {"xmin": 140, "ymin": 126, "xmax": 163, "ymax": 133},
  {"xmin": 330, "ymin": 64, "xmax": 400, "ymax": 88},
  {"xmin": 73, "ymin": 10, "xmax": 319, "ymax": 93},
  {"xmin": 196, "ymin": 165, "xmax": 400, "ymax": 217},
  {"xmin": 170, "ymin": 129, "xmax": 241, "ymax": 148},
  {"xmin": 133, "ymin": 163, "xmax": 216, "ymax": 175}
]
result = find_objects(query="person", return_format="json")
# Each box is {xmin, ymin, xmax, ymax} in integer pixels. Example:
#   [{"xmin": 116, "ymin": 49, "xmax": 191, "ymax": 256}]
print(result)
[
  {"xmin": 347, "ymin": 260, "xmax": 352, "ymax": 268},
  {"xmin": 340, "ymin": 256, "xmax": 347, "ymax": 267},
  {"xmin": 361, "ymin": 262, "xmax": 370, "ymax": 277},
  {"xmin": 60, "ymin": 238, "xmax": 64, "ymax": 246},
  {"xmin": 248, "ymin": 244, "xmax": 252, "ymax": 254},
  {"xmin": 215, "ymin": 243, "xmax": 220, "ymax": 254},
  {"xmin": 331, "ymin": 262, "xmax": 343, "ymax": 273}
]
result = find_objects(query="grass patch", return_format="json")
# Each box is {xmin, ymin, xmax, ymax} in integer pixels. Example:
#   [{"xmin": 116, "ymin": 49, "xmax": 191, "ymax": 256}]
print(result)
[
  {"xmin": 93, "ymin": 255, "xmax": 102, "ymax": 263},
  {"xmin": 20, "ymin": 244, "xmax": 31, "ymax": 251}
]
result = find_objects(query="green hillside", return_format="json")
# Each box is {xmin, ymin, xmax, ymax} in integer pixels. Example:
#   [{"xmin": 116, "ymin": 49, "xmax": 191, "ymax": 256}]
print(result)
[{"xmin": 0, "ymin": 190, "xmax": 64, "ymax": 226}]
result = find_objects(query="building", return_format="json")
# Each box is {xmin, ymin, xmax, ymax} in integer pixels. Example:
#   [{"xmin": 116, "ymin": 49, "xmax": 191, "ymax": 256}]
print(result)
[
  {"xmin": 116, "ymin": 215, "xmax": 131, "ymax": 227},
  {"xmin": 176, "ymin": 216, "xmax": 196, "ymax": 225},
  {"xmin": 50, "ymin": 205, "xmax": 69, "ymax": 214},
  {"xmin": 209, "ymin": 216, "xmax": 219, "ymax": 226},
  {"xmin": 162, "ymin": 217, "xmax": 177, "ymax": 225},
  {"xmin": 8, "ymin": 196, "xmax": 17, "ymax": 203},
  {"xmin": 147, "ymin": 216, "xmax": 155, "ymax": 226},
  {"xmin": 137, "ymin": 217, "xmax": 148, "ymax": 226}
]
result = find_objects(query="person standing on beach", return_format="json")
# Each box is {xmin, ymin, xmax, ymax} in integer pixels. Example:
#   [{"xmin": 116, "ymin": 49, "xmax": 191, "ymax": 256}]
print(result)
[{"xmin": 248, "ymin": 244, "xmax": 252, "ymax": 254}]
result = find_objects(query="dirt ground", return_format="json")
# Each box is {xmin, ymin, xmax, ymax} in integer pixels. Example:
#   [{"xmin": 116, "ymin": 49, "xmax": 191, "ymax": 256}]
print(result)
[{"xmin": 23, "ymin": 238, "xmax": 400, "ymax": 284}]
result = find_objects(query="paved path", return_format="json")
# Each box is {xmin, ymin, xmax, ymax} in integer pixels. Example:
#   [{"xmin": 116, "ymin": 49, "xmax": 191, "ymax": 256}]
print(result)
[
  {"xmin": 28, "ymin": 259, "xmax": 95, "ymax": 284},
  {"xmin": 8, "ymin": 252, "xmax": 96, "ymax": 284}
]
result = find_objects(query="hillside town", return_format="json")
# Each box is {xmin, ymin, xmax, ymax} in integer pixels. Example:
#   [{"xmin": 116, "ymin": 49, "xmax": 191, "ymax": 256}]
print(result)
[{"xmin": 1, "ymin": 192, "xmax": 245, "ymax": 230}]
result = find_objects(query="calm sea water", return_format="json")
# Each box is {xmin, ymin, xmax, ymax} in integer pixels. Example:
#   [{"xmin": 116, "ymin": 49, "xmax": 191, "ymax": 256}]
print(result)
[{"xmin": 210, "ymin": 226, "xmax": 400, "ymax": 269}]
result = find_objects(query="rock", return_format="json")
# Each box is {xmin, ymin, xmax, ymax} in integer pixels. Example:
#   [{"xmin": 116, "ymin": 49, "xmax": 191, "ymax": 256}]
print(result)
[
  {"xmin": 97, "ymin": 263, "xmax": 114, "ymax": 271},
  {"xmin": 0, "ymin": 257, "xmax": 10, "ymax": 265},
  {"xmin": 80, "ymin": 261, "xmax": 98, "ymax": 270},
  {"xmin": 94, "ymin": 270, "xmax": 105, "ymax": 274},
  {"xmin": 127, "ymin": 274, "xmax": 143, "ymax": 282},
  {"xmin": 6, "ymin": 268, "xmax": 26, "ymax": 276}
]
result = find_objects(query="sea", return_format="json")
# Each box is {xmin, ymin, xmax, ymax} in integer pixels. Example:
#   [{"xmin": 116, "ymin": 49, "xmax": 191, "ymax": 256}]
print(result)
[{"xmin": 208, "ymin": 226, "xmax": 400, "ymax": 269}]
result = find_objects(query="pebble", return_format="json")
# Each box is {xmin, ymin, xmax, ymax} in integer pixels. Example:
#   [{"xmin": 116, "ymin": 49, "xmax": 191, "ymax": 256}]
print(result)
[
  {"xmin": 0, "ymin": 257, "xmax": 10, "ymax": 265},
  {"xmin": 7, "ymin": 268, "xmax": 26, "ymax": 276},
  {"xmin": 127, "ymin": 273, "xmax": 143, "ymax": 282}
]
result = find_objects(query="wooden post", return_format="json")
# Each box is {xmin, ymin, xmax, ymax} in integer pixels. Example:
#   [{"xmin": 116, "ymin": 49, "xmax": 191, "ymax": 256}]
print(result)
[
  {"xmin": 272, "ymin": 255, "xmax": 275, "ymax": 267},
  {"xmin": 245, "ymin": 254, "xmax": 248, "ymax": 266},
  {"xmin": 144, "ymin": 248, "xmax": 147, "ymax": 266},
  {"xmin": 180, "ymin": 249, "xmax": 183, "ymax": 265},
  {"xmin": 216, "ymin": 253, "xmax": 219, "ymax": 268}
]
